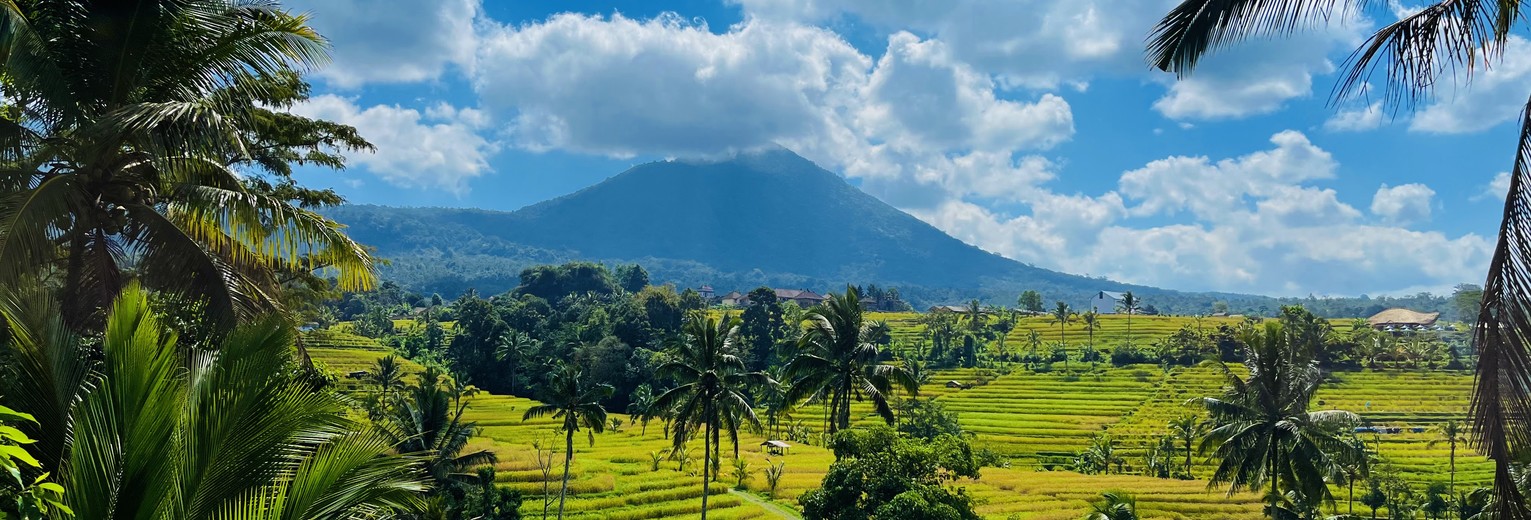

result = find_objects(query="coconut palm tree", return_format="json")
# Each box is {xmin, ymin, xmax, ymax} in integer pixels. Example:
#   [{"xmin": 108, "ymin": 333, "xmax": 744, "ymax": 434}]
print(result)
[
  {"xmin": 629, "ymin": 384, "xmax": 658, "ymax": 436},
  {"xmin": 1085, "ymin": 492, "xmax": 1139, "ymax": 520},
  {"xmin": 1195, "ymin": 321, "xmax": 1363, "ymax": 515},
  {"xmin": 1168, "ymin": 414, "xmax": 1207, "ymax": 478},
  {"xmin": 0, "ymin": 283, "xmax": 426, "ymax": 519},
  {"xmin": 383, "ymin": 366, "xmax": 498, "ymax": 496},
  {"xmin": 0, "ymin": 0, "xmax": 375, "ymax": 333},
  {"xmin": 1430, "ymin": 420, "xmax": 1471, "ymax": 497},
  {"xmin": 1051, "ymin": 301, "xmax": 1075, "ymax": 370},
  {"xmin": 523, "ymin": 364, "xmax": 613, "ymax": 520},
  {"xmin": 785, "ymin": 287, "xmax": 919, "ymax": 434},
  {"xmin": 1148, "ymin": 2, "xmax": 1531, "ymax": 514},
  {"xmin": 496, "ymin": 330, "xmax": 539, "ymax": 395},
  {"xmin": 654, "ymin": 313, "xmax": 770, "ymax": 519},
  {"xmin": 1082, "ymin": 311, "xmax": 1102, "ymax": 350},
  {"xmin": 1119, "ymin": 292, "xmax": 1141, "ymax": 347}
]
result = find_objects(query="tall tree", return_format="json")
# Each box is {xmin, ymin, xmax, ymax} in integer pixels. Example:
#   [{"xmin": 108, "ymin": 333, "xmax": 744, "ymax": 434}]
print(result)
[
  {"xmin": 1119, "ymin": 292, "xmax": 1141, "ymax": 347},
  {"xmin": 1018, "ymin": 290, "xmax": 1044, "ymax": 313},
  {"xmin": 785, "ymin": 287, "xmax": 919, "ymax": 433},
  {"xmin": 740, "ymin": 287, "xmax": 786, "ymax": 371},
  {"xmin": 616, "ymin": 264, "xmax": 649, "ymax": 293},
  {"xmin": 653, "ymin": 313, "xmax": 769, "ymax": 519},
  {"xmin": 1168, "ymin": 414, "xmax": 1206, "ymax": 478},
  {"xmin": 1, "ymin": 284, "xmax": 425, "ymax": 519},
  {"xmin": 1147, "ymin": 1, "xmax": 1531, "ymax": 513},
  {"xmin": 1429, "ymin": 420, "xmax": 1470, "ymax": 498},
  {"xmin": 522, "ymin": 364, "xmax": 613, "ymax": 520},
  {"xmin": 0, "ymin": 0, "xmax": 375, "ymax": 332},
  {"xmin": 1196, "ymin": 321, "xmax": 1363, "ymax": 516},
  {"xmin": 383, "ymin": 367, "xmax": 498, "ymax": 497},
  {"xmin": 495, "ymin": 331, "xmax": 540, "ymax": 395},
  {"xmin": 1051, "ymin": 301, "xmax": 1074, "ymax": 371}
]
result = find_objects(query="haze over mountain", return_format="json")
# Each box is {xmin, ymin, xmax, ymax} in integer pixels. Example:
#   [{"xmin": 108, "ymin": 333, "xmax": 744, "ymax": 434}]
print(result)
[{"xmin": 328, "ymin": 148, "xmax": 1264, "ymax": 310}]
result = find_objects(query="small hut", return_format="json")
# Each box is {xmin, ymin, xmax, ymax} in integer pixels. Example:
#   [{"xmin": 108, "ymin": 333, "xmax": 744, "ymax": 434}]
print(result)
[
  {"xmin": 944, "ymin": 380, "xmax": 971, "ymax": 390},
  {"xmin": 761, "ymin": 440, "xmax": 791, "ymax": 456}
]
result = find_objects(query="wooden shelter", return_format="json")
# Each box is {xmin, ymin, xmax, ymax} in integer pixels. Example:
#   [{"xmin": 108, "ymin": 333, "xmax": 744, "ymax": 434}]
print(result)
[
  {"xmin": 1366, "ymin": 308, "xmax": 1440, "ymax": 329},
  {"xmin": 761, "ymin": 440, "xmax": 791, "ymax": 455}
]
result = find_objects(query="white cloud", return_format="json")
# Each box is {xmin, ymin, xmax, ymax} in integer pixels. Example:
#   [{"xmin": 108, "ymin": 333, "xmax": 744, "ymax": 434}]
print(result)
[
  {"xmin": 1150, "ymin": 34, "xmax": 1354, "ymax": 120},
  {"xmin": 1325, "ymin": 102, "xmax": 1385, "ymax": 132},
  {"xmin": 911, "ymin": 131, "xmax": 1488, "ymax": 295},
  {"xmin": 291, "ymin": 0, "xmax": 479, "ymax": 88},
  {"xmin": 1371, "ymin": 183, "xmax": 1435, "ymax": 224},
  {"xmin": 1480, "ymin": 171, "xmax": 1512, "ymax": 201},
  {"xmin": 289, "ymin": 95, "xmax": 497, "ymax": 194},
  {"xmin": 1412, "ymin": 36, "xmax": 1531, "ymax": 133},
  {"xmin": 1118, "ymin": 130, "xmax": 1338, "ymax": 219},
  {"xmin": 473, "ymin": 13, "xmax": 871, "ymax": 158},
  {"xmin": 473, "ymin": 12, "xmax": 1076, "ymax": 213}
]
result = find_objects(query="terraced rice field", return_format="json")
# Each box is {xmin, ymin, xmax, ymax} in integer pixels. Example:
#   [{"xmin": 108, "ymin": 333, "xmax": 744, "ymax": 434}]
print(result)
[{"xmin": 309, "ymin": 314, "xmax": 1481, "ymax": 518}]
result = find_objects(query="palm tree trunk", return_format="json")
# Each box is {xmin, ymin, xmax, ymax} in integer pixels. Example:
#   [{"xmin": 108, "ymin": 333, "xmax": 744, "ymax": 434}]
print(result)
[
  {"xmin": 559, "ymin": 427, "xmax": 574, "ymax": 520},
  {"xmin": 1349, "ymin": 478, "xmax": 1355, "ymax": 517},
  {"xmin": 1185, "ymin": 441, "xmax": 1193, "ymax": 478},
  {"xmin": 1268, "ymin": 448, "xmax": 1279, "ymax": 518},
  {"xmin": 1450, "ymin": 440, "xmax": 1457, "ymax": 497},
  {"xmin": 702, "ymin": 419, "xmax": 711, "ymax": 520}
]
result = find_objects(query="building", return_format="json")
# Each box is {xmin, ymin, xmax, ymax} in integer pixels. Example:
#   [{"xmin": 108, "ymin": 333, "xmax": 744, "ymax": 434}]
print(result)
[
  {"xmin": 1367, "ymin": 308, "xmax": 1440, "ymax": 330},
  {"xmin": 774, "ymin": 288, "xmax": 826, "ymax": 307},
  {"xmin": 719, "ymin": 291, "xmax": 747, "ymax": 306},
  {"xmin": 927, "ymin": 305, "xmax": 972, "ymax": 314},
  {"xmin": 1091, "ymin": 291, "xmax": 1124, "ymax": 314},
  {"xmin": 698, "ymin": 285, "xmax": 715, "ymax": 301}
]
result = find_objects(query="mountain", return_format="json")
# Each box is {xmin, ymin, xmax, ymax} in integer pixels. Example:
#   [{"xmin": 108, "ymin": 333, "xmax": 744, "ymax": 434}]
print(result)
[{"xmin": 327, "ymin": 148, "xmax": 1252, "ymax": 310}]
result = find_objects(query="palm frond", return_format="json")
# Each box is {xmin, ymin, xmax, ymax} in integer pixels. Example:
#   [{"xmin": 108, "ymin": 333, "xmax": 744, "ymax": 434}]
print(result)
[{"xmin": 1471, "ymin": 91, "xmax": 1531, "ymax": 520}]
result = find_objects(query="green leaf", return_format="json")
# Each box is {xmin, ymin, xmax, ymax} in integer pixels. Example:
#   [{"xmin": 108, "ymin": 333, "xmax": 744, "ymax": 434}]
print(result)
[
  {"xmin": 0, "ymin": 445, "xmax": 39, "ymax": 468},
  {"xmin": 0, "ymin": 405, "xmax": 36, "ymax": 425},
  {"xmin": 0, "ymin": 425, "xmax": 36, "ymax": 444}
]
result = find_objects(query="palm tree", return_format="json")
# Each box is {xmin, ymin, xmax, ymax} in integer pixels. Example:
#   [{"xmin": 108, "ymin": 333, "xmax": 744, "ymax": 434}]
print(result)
[
  {"xmin": 1168, "ymin": 414, "xmax": 1207, "ymax": 478},
  {"xmin": 1119, "ymin": 292, "xmax": 1141, "ymax": 347},
  {"xmin": 0, "ymin": 283, "xmax": 426, "ymax": 518},
  {"xmin": 785, "ymin": 287, "xmax": 919, "ymax": 434},
  {"xmin": 654, "ymin": 313, "xmax": 770, "ymax": 519},
  {"xmin": 0, "ymin": 0, "xmax": 375, "ymax": 333},
  {"xmin": 629, "ymin": 384, "xmax": 658, "ymax": 436},
  {"xmin": 383, "ymin": 366, "xmax": 498, "ymax": 495},
  {"xmin": 365, "ymin": 354, "xmax": 409, "ymax": 418},
  {"xmin": 1333, "ymin": 436, "xmax": 1374, "ymax": 518},
  {"xmin": 523, "ymin": 364, "xmax": 613, "ymax": 520},
  {"xmin": 1148, "ymin": 2, "xmax": 1531, "ymax": 514},
  {"xmin": 496, "ymin": 330, "xmax": 539, "ymax": 395},
  {"xmin": 1082, "ymin": 311, "xmax": 1101, "ymax": 350},
  {"xmin": 1429, "ymin": 420, "xmax": 1471, "ymax": 497},
  {"xmin": 1085, "ymin": 492, "xmax": 1139, "ymax": 520},
  {"xmin": 1195, "ymin": 321, "xmax": 1363, "ymax": 515},
  {"xmin": 1051, "ymin": 301, "xmax": 1075, "ymax": 371}
]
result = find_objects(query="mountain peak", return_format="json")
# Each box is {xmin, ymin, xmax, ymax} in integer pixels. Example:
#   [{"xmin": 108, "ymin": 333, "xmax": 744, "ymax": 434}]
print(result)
[{"xmin": 327, "ymin": 149, "xmax": 1157, "ymax": 304}]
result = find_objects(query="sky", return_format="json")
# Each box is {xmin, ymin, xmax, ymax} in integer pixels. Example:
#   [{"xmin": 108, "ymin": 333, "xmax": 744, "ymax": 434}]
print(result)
[{"xmin": 282, "ymin": 0, "xmax": 1516, "ymax": 298}]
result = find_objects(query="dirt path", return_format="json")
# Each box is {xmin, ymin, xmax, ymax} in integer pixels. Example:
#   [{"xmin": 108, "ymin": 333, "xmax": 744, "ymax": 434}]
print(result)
[{"xmin": 728, "ymin": 489, "xmax": 801, "ymax": 519}]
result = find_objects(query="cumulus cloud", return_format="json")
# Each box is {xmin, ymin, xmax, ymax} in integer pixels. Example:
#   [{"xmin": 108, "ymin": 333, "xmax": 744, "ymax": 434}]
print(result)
[
  {"xmin": 473, "ymin": 13, "xmax": 872, "ymax": 158},
  {"xmin": 291, "ymin": 0, "xmax": 479, "ymax": 88},
  {"xmin": 1412, "ymin": 37, "xmax": 1531, "ymax": 133},
  {"xmin": 1480, "ymin": 171, "xmax": 1512, "ymax": 201},
  {"xmin": 913, "ymin": 131, "xmax": 1488, "ymax": 295},
  {"xmin": 1371, "ymin": 183, "xmax": 1435, "ymax": 224},
  {"xmin": 473, "ymin": 13, "xmax": 1075, "ymax": 213},
  {"xmin": 289, "ymin": 95, "xmax": 497, "ymax": 194}
]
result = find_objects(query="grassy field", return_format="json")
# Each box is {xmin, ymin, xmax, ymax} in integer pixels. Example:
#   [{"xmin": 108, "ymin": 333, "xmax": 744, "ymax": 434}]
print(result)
[{"xmin": 308, "ymin": 314, "xmax": 1479, "ymax": 519}]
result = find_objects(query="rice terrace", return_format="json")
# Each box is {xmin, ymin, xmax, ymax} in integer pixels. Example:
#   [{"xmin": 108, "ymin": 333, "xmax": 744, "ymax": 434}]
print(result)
[{"xmin": 5, "ymin": 1, "xmax": 1531, "ymax": 520}]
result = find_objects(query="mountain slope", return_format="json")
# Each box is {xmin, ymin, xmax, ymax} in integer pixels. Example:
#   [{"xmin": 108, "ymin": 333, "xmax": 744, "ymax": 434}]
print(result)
[{"xmin": 328, "ymin": 149, "xmax": 1213, "ymax": 307}]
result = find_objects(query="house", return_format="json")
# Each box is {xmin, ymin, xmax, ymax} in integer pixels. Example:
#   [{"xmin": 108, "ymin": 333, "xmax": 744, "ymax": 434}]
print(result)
[
  {"xmin": 698, "ymin": 285, "xmax": 715, "ymax": 301},
  {"xmin": 774, "ymin": 288, "xmax": 826, "ymax": 307},
  {"xmin": 944, "ymin": 380, "xmax": 971, "ymax": 390},
  {"xmin": 1091, "ymin": 291, "xmax": 1124, "ymax": 314},
  {"xmin": 927, "ymin": 305, "xmax": 972, "ymax": 314},
  {"xmin": 719, "ymin": 291, "xmax": 747, "ymax": 306},
  {"xmin": 1367, "ymin": 308, "xmax": 1440, "ymax": 330}
]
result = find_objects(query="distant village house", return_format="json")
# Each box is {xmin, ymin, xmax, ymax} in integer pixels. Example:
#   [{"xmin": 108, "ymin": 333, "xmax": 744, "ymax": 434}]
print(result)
[
  {"xmin": 715, "ymin": 288, "xmax": 827, "ymax": 308},
  {"xmin": 1090, "ymin": 291, "xmax": 1123, "ymax": 314}
]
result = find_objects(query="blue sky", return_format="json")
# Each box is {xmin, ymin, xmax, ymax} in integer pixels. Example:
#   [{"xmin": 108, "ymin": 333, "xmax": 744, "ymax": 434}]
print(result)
[{"xmin": 283, "ymin": 0, "xmax": 1518, "ymax": 298}]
